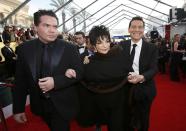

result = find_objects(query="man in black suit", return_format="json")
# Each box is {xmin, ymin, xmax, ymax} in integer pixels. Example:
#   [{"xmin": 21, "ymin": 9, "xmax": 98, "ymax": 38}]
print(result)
[
  {"xmin": 74, "ymin": 31, "xmax": 90, "ymax": 62},
  {"xmin": 121, "ymin": 16, "xmax": 158, "ymax": 131},
  {"xmin": 1, "ymin": 40, "xmax": 16, "ymax": 76},
  {"xmin": 12, "ymin": 10, "xmax": 83, "ymax": 131}
]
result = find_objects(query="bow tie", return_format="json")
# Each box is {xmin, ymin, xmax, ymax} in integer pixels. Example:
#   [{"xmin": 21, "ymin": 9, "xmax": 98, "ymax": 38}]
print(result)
[{"xmin": 78, "ymin": 46, "xmax": 84, "ymax": 49}]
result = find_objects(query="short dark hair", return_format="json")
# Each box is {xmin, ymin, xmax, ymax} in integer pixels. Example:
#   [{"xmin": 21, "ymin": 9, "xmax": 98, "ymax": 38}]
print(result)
[
  {"xmin": 33, "ymin": 10, "xmax": 58, "ymax": 26},
  {"xmin": 3, "ymin": 40, "xmax": 10, "ymax": 45},
  {"xmin": 128, "ymin": 16, "xmax": 145, "ymax": 28},
  {"xmin": 88, "ymin": 25, "xmax": 111, "ymax": 46},
  {"xmin": 74, "ymin": 31, "xmax": 85, "ymax": 38}
]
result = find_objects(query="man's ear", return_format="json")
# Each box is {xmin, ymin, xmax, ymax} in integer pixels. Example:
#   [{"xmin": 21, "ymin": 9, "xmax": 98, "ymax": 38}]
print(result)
[{"xmin": 128, "ymin": 28, "xmax": 130, "ymax": 34}]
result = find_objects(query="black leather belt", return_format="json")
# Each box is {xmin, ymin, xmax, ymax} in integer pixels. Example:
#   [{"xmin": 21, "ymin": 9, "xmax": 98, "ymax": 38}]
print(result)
[{"xmin": 81, "ymin": 78, "xmax": 128, "ymax": 94}]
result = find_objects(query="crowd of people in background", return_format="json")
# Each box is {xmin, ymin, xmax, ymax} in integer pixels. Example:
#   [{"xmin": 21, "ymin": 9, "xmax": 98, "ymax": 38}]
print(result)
[
  {"xmin": 0, "ymin": 25, "xmax": 37, "ymax": 45},
  {"xmin": 0, "ymin": 24, "xmax": 185, "ymax": 82},
  {"xmin": 152, "ymin": 33, "xmax": 186, "ymax": 81}
]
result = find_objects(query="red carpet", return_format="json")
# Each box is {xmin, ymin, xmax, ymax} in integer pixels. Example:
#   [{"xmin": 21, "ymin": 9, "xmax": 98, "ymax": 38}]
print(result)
[
  {"xmin": 3, "ymin": 74, "xmax": 186, "ymax": 131},
  {"xmin": 149, "ymin": 74, "xmax": 186, "ymax": 131}
]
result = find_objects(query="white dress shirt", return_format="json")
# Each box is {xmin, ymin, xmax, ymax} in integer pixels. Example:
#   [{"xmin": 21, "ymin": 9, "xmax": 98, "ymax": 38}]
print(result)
[{"xmin": 78, "ymin": 43, "xmax": 86, "ymax": 54}]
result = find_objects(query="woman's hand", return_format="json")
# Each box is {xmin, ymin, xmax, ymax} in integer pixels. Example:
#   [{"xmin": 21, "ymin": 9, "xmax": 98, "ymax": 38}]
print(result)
[
  {"xmin": 83, "ymin": 56, "xmax": 90, "ymax": 64},
  {"xmin": 65, "ymin": 69, "xmax": 76, "ymax": 78}
]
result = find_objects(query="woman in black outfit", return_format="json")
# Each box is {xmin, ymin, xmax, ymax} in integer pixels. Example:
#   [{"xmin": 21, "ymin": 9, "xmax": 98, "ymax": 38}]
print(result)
[
  {"xmin": 170, "ymin": 34, "xmax": 185, "ymax": 81},
  {"xmin": 66, "ymin": 25, "xmax": 130, "ymax": 131}
]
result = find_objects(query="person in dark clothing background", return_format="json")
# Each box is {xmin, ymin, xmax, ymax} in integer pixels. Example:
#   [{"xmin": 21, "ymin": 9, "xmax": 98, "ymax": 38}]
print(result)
[
  {"xmin": 157, "ymin": 39, "xmax": 167, "ymax": 74},
  {"xmin": 1, "ymin": 40, "xmax": 16, "ymax": 77},
  {"xmin": 170, "ymin": 34, "xmax": 185, "ymax": 81},
  {"xmin": 179, "ymin": 33, "xmax": 186, "ymax": 78},
  {"xmin": 2, "ymin": 26, "xmax": 11, "ymax": 43},
  {"xmin": 74, "ymin": 31, "xmax": 90, "ymax": 61}
]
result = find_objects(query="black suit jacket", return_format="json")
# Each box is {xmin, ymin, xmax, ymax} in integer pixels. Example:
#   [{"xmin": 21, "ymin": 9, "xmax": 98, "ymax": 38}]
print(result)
[
  {"xmin": 120, "ymin": 39, "xmax": 158, "ymax": 101},
  {"xmin": 1, "ymin": 46, "xmax": 16, "ymax": 62},
  {"xmin": 13, "ymin": 39, "xmax": 83, "ymax": 120},
  {"xmin": 1, "ymin": 46, "xmax": 16, "ymax": 75}
]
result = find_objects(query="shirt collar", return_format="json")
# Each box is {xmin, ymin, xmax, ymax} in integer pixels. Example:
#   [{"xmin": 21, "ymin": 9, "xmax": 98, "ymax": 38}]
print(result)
[
  {"xmin": 131, "ymin": 39, "xmax": 142, "ymax": 48},
  {"xmin": 38, "ymin": 38, "xmax": 55, "ymax": 48}
]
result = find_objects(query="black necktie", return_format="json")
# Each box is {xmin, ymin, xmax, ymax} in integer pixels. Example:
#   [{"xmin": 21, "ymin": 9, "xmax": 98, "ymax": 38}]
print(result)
[
  {"xmin": 130, "ymin": 44, "xmax": 137, "ymax": 62},
  {"xmin": 130, "ymin": 44, "xmax": 137, "ymax": 71},
  {"xmin": 40, "ymin": 44, "xmax": 51, "ymax": 98},
  {"xmin": 41, "ymin": 44, "xmax": 51, "ymax": 77}
]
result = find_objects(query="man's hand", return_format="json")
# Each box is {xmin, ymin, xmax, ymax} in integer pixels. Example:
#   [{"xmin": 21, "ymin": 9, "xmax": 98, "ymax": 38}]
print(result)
[
  {"xmin": 13, "ymin": 112, "xmax": 27, "ymax": 123},
  {"xmin": 38, "ymin": 77, "xmax": 54, "ymax": 93},
  {"xmin": 65, "ymin": 69, "xmax": 76, "ymax": 78},
  {"xmin": 128, "ymin": 72, "xmax": 145, "ymax": 84}
]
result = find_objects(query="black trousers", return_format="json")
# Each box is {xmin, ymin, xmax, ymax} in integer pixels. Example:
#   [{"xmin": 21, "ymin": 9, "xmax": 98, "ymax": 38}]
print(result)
[
  {"xmin": 127, "ymin": 99, "xmax": 152, "ymax": 131},
  {"xmin": 40, "ymin": 98, "xmax": 70, "ymax": 131},
  {"xmin": 124, "ymin": 84, "xmax": 153, "ymax": 131}
]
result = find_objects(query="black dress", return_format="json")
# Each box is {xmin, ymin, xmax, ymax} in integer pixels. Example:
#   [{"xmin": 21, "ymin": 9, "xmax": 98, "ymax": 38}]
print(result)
[
  {"xmin": 77, "ymin": 45, "xmax": 130, "ymax": 131},
  {"xmin": 170, "ymin": 42, "xmax": 183, "ymax": 81}
]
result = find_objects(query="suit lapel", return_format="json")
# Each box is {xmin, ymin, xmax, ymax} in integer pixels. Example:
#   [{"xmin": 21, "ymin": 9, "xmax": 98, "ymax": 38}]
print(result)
[
  {"xmin": 27, "ymin": 39, "xmax": 40, "ymax": 82},
  {"xmin": 27, "ymin": 39, "xmax": 65, "ymax": 81},
  {"xmin": 10, "ymin": 47, "xmax": 14, "ymax": 53},
  {"xmin": 139, "ymin": 40, "xmax": 148, "ymax": 73},
  {"xmin": 125, "ymin": 40, "xmax": 132, "ymax": 68},
  {"xmin": 126, "ymin": 40, "xmax": 132, "ymax": 55},
  {"xmin": 51, "ymin": 39, "xmax": 65, "ymax": 73}
]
